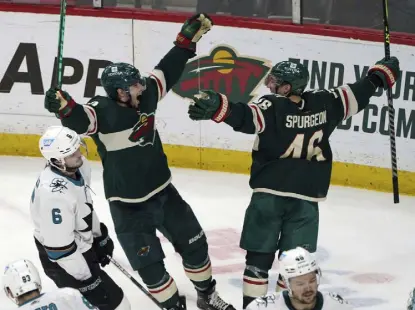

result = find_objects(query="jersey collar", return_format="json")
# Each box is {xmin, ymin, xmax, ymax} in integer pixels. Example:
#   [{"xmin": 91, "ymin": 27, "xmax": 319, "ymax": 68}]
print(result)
[{"xmin": 50, "ymin": 166, "xmax": 84, "ymax": 186}]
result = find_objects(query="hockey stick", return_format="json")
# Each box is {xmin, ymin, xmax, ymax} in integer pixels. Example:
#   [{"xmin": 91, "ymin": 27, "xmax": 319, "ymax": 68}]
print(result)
[
  {"xmin": 54, "ymin": 0, "xmax": 67, "ymax": 88},
  {"xmin": 382, "ymin": 0, "xmax": 400, "ymax": 203},
  {"xmin": 108, "ymin": 256, "xmax": 166, "ymax": 310}
]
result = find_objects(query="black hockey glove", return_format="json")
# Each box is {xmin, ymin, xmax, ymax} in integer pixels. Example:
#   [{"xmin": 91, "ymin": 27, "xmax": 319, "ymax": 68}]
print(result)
[
  {"xmin": 44, "ymin": 88, "xmax": 76, "ymax": 118},
  {"xmin": 367, "ymin": 56, "xmax": 400, "ymax": 90},
  {"xmin": 188, "ymin": 90, "xmax": 231, "ymax": 123},
  {"xmin": 174, "ymin": 13, "xmax": 213, "ymax": 52},
  {"xmin": 79, "ymin": 274, "xmax": 108, "ymax": 307},
  {"xmin": 93, "ymin": 223, "xmax": 114, "ymax": 268}
]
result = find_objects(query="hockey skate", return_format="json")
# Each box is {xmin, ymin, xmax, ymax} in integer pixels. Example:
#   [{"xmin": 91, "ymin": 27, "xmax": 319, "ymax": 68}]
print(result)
[
  {"xmin": 196, "ymin": 280, "xmax": 236, "ymax": 310},
  {"xmin": 167, "ymin": 295, "xmax": 187, "ymax": 310}
]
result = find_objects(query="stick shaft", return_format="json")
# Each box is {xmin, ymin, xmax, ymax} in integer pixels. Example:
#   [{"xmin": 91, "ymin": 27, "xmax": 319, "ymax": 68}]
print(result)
[
  {"xmin": 382, "ymin": 0, "xmax": 399, "ymax": 203},
  {"xmin": 55, "ymin": 0, "xmax": 67, "ymax": 88},
  {"xmin": 109, "ymin": 256, "xmax": 166, "ymax": 309}
]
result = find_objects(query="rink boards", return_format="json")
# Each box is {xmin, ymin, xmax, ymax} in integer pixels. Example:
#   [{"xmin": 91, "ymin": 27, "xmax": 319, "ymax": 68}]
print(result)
[{"xmin": 0, "ymin": 7, "xmax": 414, "ymax": 195}]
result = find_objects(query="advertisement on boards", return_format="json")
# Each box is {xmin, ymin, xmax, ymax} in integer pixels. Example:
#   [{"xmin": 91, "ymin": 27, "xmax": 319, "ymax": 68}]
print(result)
[{"xmin": 0, "ymin": 13, "xmax": 414, "ymax": 173}]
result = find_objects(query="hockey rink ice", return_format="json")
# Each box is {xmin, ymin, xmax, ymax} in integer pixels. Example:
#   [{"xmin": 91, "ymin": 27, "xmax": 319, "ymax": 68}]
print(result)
[{"xmin": 0, "ymin": 155, "xmax": 414, "ymax": 310}]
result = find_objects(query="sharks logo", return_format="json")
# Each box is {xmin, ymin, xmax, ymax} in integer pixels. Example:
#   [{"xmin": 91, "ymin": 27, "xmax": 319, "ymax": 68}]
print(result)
[
  {"xmin": 129, "ymin": 112, "xmax": 156, "ymax": 146},
  {"xmin": 172, "ymin": 45, "xmax": 272, "ymax": 104}
]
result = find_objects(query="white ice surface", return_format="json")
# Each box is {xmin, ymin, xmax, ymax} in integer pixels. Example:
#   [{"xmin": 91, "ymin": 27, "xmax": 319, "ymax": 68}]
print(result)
[{"xmin": 0, "ymin": 156, "xmax": 414, "ymax": 310}]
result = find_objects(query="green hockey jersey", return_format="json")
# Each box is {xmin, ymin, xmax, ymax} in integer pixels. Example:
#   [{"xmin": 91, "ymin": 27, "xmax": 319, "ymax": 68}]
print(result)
[
  {"xmin": 59, "ymin": 46, "xmax": 194, "ymax": 203},
  {"xmin": 224, "ymin": 77, "xmax": 378, "ymax": 201}
]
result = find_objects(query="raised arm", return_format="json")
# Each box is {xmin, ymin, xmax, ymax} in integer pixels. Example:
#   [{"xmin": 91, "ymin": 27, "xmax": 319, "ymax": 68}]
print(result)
[
  {"xmin": 310, "ymin": 56, "xmax": 401, "ymax": 127},
  {"xmin": 140, "ymin": 13, "xmax": 213, "ymax": 109},
  {"xmin": 44, "ymin": 89, "xmax": 98, "ymax": 135},
  {"xmin": 188, "ymin": 90, "xmax": 273, "ymax": 135}
]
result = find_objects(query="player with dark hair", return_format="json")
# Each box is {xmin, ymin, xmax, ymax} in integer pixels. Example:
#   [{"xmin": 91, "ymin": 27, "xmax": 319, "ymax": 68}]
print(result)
[
  {"xmin": 246, "ymin": 247, "xmax": 352, "ymax": 310},
  {"xmin": 187, "ymin": 56, "xmax": 400, "ymax": 309},
  {"xmin": 44, "ymin": 13, "xmax": 235, "ymax": 310},
  {"xmin": 31, "ymin": 125, "xmax": 129, "ymax": 310}
]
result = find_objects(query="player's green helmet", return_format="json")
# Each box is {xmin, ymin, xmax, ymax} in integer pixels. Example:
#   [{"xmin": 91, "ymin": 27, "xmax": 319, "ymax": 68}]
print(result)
[
  {"xmin": 100, "ymin": 62, "xmax": 146, "ymax": 100},
  {"xmin": 268, "ymin": 61, "xmax": 310, "ymax": 95}
]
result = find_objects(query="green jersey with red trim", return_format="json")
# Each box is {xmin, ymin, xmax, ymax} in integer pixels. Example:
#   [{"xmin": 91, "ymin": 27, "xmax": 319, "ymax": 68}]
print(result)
[
  {"xmin": 224, "ymin": 76, "xmax": 378, "ymax": 201},
  {"xmin": 59, "ymin": 46, "xmax": 194, "ymax": 203}
]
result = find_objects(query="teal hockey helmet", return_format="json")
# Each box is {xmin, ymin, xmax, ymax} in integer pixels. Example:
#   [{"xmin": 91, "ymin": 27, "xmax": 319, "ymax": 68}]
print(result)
[
  {"xmin": 101, "ymin": 63, "xmax": 146, "ymax": 100},
  {"xmin": 266, "ymin": 61, "xmax": 310, "ymax": 96}
]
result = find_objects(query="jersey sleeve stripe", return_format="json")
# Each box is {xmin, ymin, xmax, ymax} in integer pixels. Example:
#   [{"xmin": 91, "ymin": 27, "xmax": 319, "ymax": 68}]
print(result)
[
  {"xmin": 150, "ymin": 69, "xmax": 167, "ymax": 102},
  {"xmin": 248, "ymin": 104, "xmax": 265, "ymax": 134},
  {"xmin": 44, "ymin": 241, "xmax": 77, "ymax": 260},
  {"xmin": 338, "ymin": 85, "xmax": 358, "ymax": 120},
  {"xmin": 337, "ymin": 87, "xmax": 348, "ymax": 120},
  {"xmin": 83, "ymin": 105, "xmax": 98, "ymax": 135},
  {"xmin": 340, "ymin": 85, "xmax": 358, "ymax": 118}
]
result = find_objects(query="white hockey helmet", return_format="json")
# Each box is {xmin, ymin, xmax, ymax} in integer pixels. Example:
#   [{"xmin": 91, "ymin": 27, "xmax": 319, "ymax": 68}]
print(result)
[
  {"xmin": 3, "ymin": 259, "xmax": 42, "ymax": 305},
  {"xmin": 39, "ymin": 126, "xmax": 84, "ymax": 168},
  {"xmin": 279, "ymin": 247, "xmax": 320, "ymax": 285}
]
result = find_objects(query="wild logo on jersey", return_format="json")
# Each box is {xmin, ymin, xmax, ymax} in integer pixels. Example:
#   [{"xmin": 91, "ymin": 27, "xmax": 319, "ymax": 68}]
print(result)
[
  {"xmin": 172, "ymin": 45, "xmax": 272, "ymax": 104},
  {"xmin": 128, "ymin": 112, "xmax": 155, "ymax": 146}
]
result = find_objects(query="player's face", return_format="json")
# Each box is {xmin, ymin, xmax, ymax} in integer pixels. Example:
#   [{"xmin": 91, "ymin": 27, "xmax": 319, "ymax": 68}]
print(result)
[
  {"xmin": 265, "ymin": 74, "xmax": 278, "ymax": 93},
  {"xmin": 265, "ymin": 74, "xmax": 291, "ymax": 96},
  {"xmin": 129, "ymin": 82, "xmax": 146, "ymax": 108},
  {"xmin": 64, "ymin": 147, "xmax": 83, "ymax": 169},
  {"xmin": 289, "ymin": 272, "xmax": 318, "ymax": 305}
]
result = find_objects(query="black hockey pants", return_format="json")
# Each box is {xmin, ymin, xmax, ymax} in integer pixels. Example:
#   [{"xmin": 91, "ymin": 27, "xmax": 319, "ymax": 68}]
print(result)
[{"xmin": 35, "ymin": 238, "xmax": 124, "ymax": 310}]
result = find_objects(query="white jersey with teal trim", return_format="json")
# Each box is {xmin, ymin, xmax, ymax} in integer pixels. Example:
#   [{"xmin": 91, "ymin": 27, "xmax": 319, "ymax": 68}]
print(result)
[
  {"xmin": 9, "ymin": 287, "xmax": 98, "ymax": 310},
  {"xmin": 29, "ymin": 158, "xmax": 102, "ymax": 281},
  {"xmin": 247, "ymin": 291, "xmax": 353, "ymax": 310}
]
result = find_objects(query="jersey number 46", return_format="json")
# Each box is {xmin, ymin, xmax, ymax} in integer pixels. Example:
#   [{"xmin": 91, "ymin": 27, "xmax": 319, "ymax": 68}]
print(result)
[{"xmin": 281, "ymin": 130, "xmax": 326, "ymax": 161}]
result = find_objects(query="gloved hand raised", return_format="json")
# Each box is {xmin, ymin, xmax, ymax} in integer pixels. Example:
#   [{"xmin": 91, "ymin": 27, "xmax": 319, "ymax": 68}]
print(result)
[
  {"xmin": 44, "ymin": 88, "xmax": 76, "ymax": 118},
  {"xmin": 174, "ymin": 13, "xmax": 213, "ymax": 52},
  {"xmin": 368, "ymin": 56, "xmax": 400, "ymax": 90}
]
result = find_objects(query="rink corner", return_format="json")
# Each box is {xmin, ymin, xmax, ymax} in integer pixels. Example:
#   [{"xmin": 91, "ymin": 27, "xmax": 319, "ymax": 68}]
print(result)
[{"xmin": 1, "ymin": 133, "xmax": 413, "ymax": 196}]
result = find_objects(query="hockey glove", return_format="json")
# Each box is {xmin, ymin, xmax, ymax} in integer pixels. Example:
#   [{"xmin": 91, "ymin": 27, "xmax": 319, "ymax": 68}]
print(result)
[
  {"xmin": 79, "ymin": 274, "xmax": 108, "ymax": 307},
  {"xmin": 174, "ymin": 13, "xmax": 213, "ymax": 52},
  {"xmin": 188, "ymin": 90, "xmax": 231, "ymax": 123},
  {"xmin": 367, "ymin": 56, "xmax": 400, "ymax": 90},
  {"xmin": 44, "ymin": 88, "xmax": 76, "ymax": 118},
  {"xmin": 93, "ymin": 223, "xmax": 114, "ymax": 268}
]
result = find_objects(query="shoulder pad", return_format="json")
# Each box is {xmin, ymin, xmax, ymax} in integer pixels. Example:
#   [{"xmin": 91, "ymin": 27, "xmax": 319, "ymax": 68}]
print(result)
[
  {"xmin": 252, "ymin": 94, "xmax": 291, "ymax": 112},
  {"xmin": 256, "ymin": 94, "xmax": 286, "ymax": 101},
  {"xmin": 86, "ymin": 95, "xmax": 112, "ymax": 108},
  {"xmin": 327, "ymin": 292, "xmax": 350, "ymax": 306},
  {"xmin": 44, "ymin": 177, "xmax": 71, "ymax": 195},
  {"xmin": 37, "ymin": 169, "xmax": 74, "ymax": 198}
]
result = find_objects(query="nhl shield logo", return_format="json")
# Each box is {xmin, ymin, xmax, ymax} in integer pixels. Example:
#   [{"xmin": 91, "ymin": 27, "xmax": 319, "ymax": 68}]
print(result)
[
  {"xmin": 172, "ymin": 45, "xmax": 272, "ymax": 104},
  {"xmin": 129, "ymin": 112, "xmax": 156, "ymax": 146}
]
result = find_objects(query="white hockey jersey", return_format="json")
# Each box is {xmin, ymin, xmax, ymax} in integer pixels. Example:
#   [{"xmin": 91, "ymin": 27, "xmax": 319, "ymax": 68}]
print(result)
[
  {"xmin": 247, "ymin": 291, "xmax": 353, "ymax": 310},
  {"xmin": 8, "ymin": 287, "xmax": 98, "ymax": 310},
  {"xmin": 30, "ymin": 158, "xmax": 102, "ymax": 281}
]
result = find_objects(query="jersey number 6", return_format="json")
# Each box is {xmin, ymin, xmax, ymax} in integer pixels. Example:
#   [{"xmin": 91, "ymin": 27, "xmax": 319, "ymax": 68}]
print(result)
[
  {"xmin": 281, "ymin": 129, "xmax": 326, "ymax": 161},
  {"xmin": 52, "ymin": 208, "xmax": 62, "ymax": 224}
]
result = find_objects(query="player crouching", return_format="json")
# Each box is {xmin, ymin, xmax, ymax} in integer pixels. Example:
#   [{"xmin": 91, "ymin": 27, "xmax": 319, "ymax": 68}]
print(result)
[
  {"xmin": 29, "ymin": 126, "xmax": 130, "ymax": 310},
  {"xmin": 3, "ymin": 259, "xmax": 98, "ymax": 309},
  {"xmin": 247, "ymin": 247, "xmax": 352, "ymax": 310}
]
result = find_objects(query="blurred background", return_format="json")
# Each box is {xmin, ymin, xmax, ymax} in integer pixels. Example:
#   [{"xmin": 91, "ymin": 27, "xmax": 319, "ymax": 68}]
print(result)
[{"xmin": 1, "ymin": 0, "xmax": 414, "ymax": 33}]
